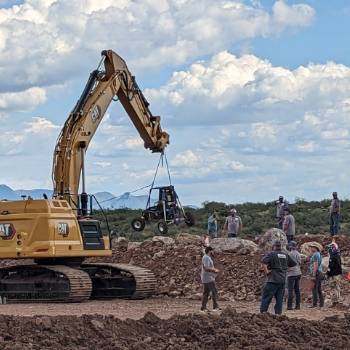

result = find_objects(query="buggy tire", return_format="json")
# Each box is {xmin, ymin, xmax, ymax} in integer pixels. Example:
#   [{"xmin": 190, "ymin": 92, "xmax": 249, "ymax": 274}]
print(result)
[
  {"xmin": 184, "ymin": 212, "xmax": 195, "ymax": 227},
  {"xmin": 131, "ymin": 217, "xmax": 146, "ymax": 232},
  {"xmin": 157, "ymin": 221, "xmax": 168, "ymax": 235}
]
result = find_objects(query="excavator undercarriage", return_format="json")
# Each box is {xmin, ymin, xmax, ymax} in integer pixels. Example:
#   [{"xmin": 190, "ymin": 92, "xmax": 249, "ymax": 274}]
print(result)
[{"xmin": 0, "ymin": 263, "xmax": 156, "ymax": 303}]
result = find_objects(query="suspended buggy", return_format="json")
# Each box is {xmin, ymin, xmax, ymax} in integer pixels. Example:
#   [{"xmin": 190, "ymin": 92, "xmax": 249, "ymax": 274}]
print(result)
[{"xmin": 131, "ymin": 185, "xmax": 195, "ymax": 235}]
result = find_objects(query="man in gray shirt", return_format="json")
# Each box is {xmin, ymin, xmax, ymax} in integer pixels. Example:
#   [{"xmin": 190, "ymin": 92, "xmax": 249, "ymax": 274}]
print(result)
[
  {"xmin": 224, "ymin": 209, "xmax": 242, "ymax": 238},
  {"xmin": 201, "ymin": 246, "xmax": 220, "ymax": 312},
  {"xmin": 287, "ymin": 241, "xmax": 302, "ymax": 310},
  {"xmin": 283, "ymin": 207, "xmax": 295, "ymax": 243}
]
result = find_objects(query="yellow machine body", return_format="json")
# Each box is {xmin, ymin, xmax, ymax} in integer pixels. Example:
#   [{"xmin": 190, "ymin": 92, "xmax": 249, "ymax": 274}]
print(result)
[{"xmin": 0, "ymin": 199, "xmax": 111, "ymax": 259}]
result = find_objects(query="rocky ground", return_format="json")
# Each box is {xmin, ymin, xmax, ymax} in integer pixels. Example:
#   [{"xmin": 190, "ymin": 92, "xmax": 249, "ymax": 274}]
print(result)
[
  {"xmin": 0, "ymin": 308, "xmax": 349, "ymax": 350},
  {"xmin": 89, "ymin": 231, "xmax": 350, "ymax": 304}
]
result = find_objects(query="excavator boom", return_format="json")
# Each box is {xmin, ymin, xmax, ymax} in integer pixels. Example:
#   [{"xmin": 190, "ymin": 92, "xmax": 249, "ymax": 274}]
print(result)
[{"xmin": 53, "ymin": 50, "xmax": 169, "ymax": 204}]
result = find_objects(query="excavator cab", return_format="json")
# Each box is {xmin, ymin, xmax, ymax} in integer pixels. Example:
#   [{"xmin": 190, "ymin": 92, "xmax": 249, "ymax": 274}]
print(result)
[{"xmin": 131, "ymin": 185, "xmax": 195, "ymax": 235}]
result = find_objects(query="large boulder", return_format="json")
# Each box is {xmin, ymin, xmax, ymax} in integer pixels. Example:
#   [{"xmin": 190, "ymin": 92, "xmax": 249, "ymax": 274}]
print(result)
[
  {"xmin": 210, "ymin": 238, "xmax": 259, "ymax": 254},
  {"xmin": 152, "ymin": 236, "xmax": 175, "ymax": 245},
  {"xmin": 258, "ymin": 228, "xmax": 287, "ymax": 251},
  {"xmin": 175, "ymin": 233, "xmax": 201, "ymax": 244},
  {"xmin": 300, "ymin": 241, "xmax": 323, "ymax": 256}
]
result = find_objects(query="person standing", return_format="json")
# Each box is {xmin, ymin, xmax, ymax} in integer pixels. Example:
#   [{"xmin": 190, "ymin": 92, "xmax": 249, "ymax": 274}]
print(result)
[
  {"xmin": 207, "ymin": 210, "xmax": 218, "ymax": 239},
  {"xmin": 329, "ymin": 192, "xmax": 341, "ymax": 236},
  {"xmin": 326, "ymin": 240, "xmax": 342, "ymax": 306},
  {"xmin": 224, "ymin": 209, "xmax": 242, "ymax": 238},
  {"xmin": 201, "ymin": 246, "xmax": 220, "ymax": 312},
  {"xmin": 286, "ymin": 241, "xmax": 301, "ymax": 310},
  {"xmin": 309, "ymin": 243, "xmax": 324, "ymax": 308},
  {"xmin": 260, "ymin": 240, "xmax": 297, "ymax": 315},
  {"xmin": 275, "ymin": 196, "xmax": 288, "ymax": 229},
  {"xmin": 283, "ymin": 208, "xmax": 295, "ymax": 243}
]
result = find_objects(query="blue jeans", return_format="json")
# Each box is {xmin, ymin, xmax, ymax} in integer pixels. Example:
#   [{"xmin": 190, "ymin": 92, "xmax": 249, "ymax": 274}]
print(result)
[
  {"xmin": 260, "ymin": 282, "xmax": 285, "ymax": 315},
  {"xmin": 330, "ymin": 213, "xmax": 340, "ymax": 236}
]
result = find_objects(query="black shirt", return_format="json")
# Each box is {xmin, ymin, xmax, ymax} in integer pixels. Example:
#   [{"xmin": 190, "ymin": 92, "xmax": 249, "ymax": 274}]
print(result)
[
  {"xmin": 327, "ymin": 253, "xmax": 342, "ymax": 277},
  {"xmin": 262, "ymin": 250, "xmax": 297, "ymax": 284}
]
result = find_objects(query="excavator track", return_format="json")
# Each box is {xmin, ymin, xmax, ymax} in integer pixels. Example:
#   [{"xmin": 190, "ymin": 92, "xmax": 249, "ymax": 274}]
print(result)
[
  {"xmin": 0, "ymin": 264, "xmax": 92, "ymax": 303},
  {"xmin": 81, "ymin": 263, "xmax": 157, "ymax": 300}
]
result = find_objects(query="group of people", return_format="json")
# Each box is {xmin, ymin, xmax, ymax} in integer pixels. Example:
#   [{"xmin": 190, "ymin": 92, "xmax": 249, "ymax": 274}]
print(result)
[
  {"xmin": 207, "ymin": 208, "xmax": 242, "ymax": 239},
  {"xmin": 201, "ymin": 192, "xmax": 344, "ymax": 314},
  {"xmin": 276, "ymin": 192, "xmax": 341, "ymax": 238},
  {"xmin": 201, "ymin": 237, "xmax": 343, "ymax": 314},
  {"xmin": 260, "ymin": 238, "xmax": 343, "ymax": 314}
]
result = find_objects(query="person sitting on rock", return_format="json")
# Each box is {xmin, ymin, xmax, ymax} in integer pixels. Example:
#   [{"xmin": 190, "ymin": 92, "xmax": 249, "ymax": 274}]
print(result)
[
  {"xmin": 326, "ymin": 240, "xmax": 342, "ymax": 307},
  {"xmin": 260, "ymin": 240, "xmax": 297, "ymax": 315},
  {"xmin": 200, "ymin": 246, "xmax": 221, "ymax": 313},
  {"xmin": 224, "ymin": 209, "xmax": 242, "ymax": 238}
]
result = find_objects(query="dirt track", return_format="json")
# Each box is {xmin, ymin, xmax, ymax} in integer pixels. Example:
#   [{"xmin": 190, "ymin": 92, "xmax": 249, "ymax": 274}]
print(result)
[{"xmin": 0, "ymin": 298, "xmax": 347, "ymax": 321}]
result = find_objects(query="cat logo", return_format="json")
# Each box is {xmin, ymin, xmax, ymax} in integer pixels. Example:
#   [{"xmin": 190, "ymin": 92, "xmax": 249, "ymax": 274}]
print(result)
[
  {"xmin": 57, "ymin": 223, "xmax": 69, "ymax": 237},
  {"xmin": 0, "ymin": 223, "xmax": 16, "ymax": 240},
  {"xmin": 91, "ymin": 105, "xmax": 102, "ymax": 123}
]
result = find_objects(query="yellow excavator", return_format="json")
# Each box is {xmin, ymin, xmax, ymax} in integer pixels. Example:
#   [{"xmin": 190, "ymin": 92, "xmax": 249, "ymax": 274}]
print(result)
[{"xmin": 0, "ymin": 50, "xmax": 169, "ymax": 302}]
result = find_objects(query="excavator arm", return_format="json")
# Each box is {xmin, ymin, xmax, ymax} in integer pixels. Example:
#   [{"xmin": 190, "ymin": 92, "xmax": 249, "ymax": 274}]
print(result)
[{"xmin": 52, "ymin": 50, "xmax": 169, "ymax": 206}]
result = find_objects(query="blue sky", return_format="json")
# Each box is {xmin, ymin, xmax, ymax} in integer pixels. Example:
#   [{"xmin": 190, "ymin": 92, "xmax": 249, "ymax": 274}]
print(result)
[{"xmin": 0, "ymin": 0, "xmax": 349, "ymax": 205}]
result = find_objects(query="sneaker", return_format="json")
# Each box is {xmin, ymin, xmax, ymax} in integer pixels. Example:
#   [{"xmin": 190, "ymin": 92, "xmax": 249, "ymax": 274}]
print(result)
[
  {"xmin": 294, "ymin": 306, "xmax": 300, "ymax": 310},
  {"xmin": 308, "ymin": 305, "xmax": 317, "ymax": 308},
  {"xmin": 286, "ymin": 307, "xmax": 293, "ymax": 311},
  {"xmin": 212, "ymin": 307, "xmax": 222, "ymax": 312},
  {"xmin": 200, "ymin": 308, "xmax": 210, "ymax": 314}
]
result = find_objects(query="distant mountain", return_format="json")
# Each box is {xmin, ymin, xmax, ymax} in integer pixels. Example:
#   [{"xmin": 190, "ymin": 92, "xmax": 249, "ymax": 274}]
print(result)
[
  {"xmin": 0, "ymin": 185, "xmax": 18, "ymax": 200},
  {"xmin": 15, "ymin": 189, "xmax": 53, "ymax": 199},
  {"xmin": 0, "ymin": 185, "xmax": 148, "ymax": 209}
]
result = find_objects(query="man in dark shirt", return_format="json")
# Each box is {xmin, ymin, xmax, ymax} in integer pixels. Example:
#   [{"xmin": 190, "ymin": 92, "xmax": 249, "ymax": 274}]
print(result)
[
  {"xmin": 326, "ymin": 241, "xmax": 342, "ymax": 306},
  {"xmin": 260, "ymin": 240, "xmax": 297, "ymax": 315}
]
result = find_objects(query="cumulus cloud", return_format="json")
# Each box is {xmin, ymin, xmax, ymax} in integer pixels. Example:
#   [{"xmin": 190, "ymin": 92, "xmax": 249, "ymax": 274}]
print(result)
[
  {"xmin": 24, "ymin": 117, "xmax": 60, "ymax": 134},
  {"xmin": 0, "ymin": 0, "xmax": 314, "ymax": 92},
  {"xmin": 0, "ymin": 87, "xmax": 46, "ymax": 111},
  {"xmin": 146, "ymin": 51, "xmax": 350, "ymax": 128}
]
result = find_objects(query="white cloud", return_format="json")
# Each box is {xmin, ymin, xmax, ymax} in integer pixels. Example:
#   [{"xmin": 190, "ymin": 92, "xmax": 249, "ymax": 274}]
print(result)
[
  {"xmin": 0, "ymin": 87, "xmax": 46, "ymax": 111},
  {"xmin": 94, "ymin": 161, "xmax": 111, "ymax": 168},
  {"xmin": 172, "ymin": 150, "xmax": 201, "ymax": 168},
  {"xmin": 0, "ymin": 0, "xmax": 314, "ymax": 92},
  {"xmin": 24, "ymin": 117, "xmax": 59, "ymax": 134},
  {"xmin": 297, "ymin": 141, "xmax": 317, "ymax": 153}
]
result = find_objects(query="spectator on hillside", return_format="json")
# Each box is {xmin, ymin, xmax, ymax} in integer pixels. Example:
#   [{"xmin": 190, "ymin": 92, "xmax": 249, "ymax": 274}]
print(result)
[
  {"xmin": 275, "ymin": 196, "xmax": 288, "ymax": 229},
  {"xmin": 283, "ymin": 208, "xmax": 295, "ymax": 243},
  {"xmin": 207, "ymin": 210, "xmax": 218, "ymax": 239},
  {"xmin": 326, "ymin": 240, "xmax": 342, "ymax": 306},
  {"xmin": 260, "ymin": 240, "xmax": 297, "ymax": 315},
  {"xmin": 309, "ymin": 243, "xmax": 324, "ymax": 308},
  {"xmin": 200, "ymin": 246, "xmax": 221, "ymax": 313},
  {"xmin": 286, "ymin": 241, "xmax": 301, "ymax": 310},
  {"xmin": 224, "ymin": 209, "xmax": 242, "ymax": 238},
  {"xmin": 329, "ymin": 192, "xmax": 341, "ymax": 236}
]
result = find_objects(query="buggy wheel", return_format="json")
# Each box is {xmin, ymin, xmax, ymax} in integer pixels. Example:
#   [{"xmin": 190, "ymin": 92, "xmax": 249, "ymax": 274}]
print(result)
[
  {"xmin": 157, "ymin": 221, "xmax": 168, "ymax": 235},
  {"xmin": 184, "ymin": 212, "xmax": 195, "ymax": 227},
  {"xmin": 131, "ymin": 217, "xmax": 146, "ymax": 232}
]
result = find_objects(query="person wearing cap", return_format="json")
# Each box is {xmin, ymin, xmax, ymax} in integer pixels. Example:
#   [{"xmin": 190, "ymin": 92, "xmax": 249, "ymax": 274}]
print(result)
[
  {"xmin": 329, "ymin": 192, "xmax": 341, "ymax": 236},
  {"xmin": 260, "ymin": 240, "xmax": 297, "ymax": 315},
  {"xmin": 309, "ymin": 243, "xmax": 324, "ymax": 308},
  {"xmin": 200, "ymin": 246, "xmax": 221, "ymax": 312},
  {"xmin": 224, "ymin": 209, "xmax": 242, "ymax": 238},
  {"xmin": 283, "ymin": 208, "xmax": 295, "ymax": 243},
  {"xmin": 326, "ymin": 240, "xmax": 342, "ymax": 306},
  {"xmin": 275, "ymin": 196, "xmax": 288, "ymax": 229},
  {"xmin": 286, "ymin": 241, "xmax": 302, "ymax": 310}
]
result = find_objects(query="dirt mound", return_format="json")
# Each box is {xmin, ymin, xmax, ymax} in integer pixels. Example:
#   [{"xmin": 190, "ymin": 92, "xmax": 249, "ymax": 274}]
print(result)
[
  {"xmin": 91, "ymin": 237, "xmax": 265, "ymax": 301},
  {"xmin": 0, "ymin": 310, "xmax": 349, "ymax": 349}
]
